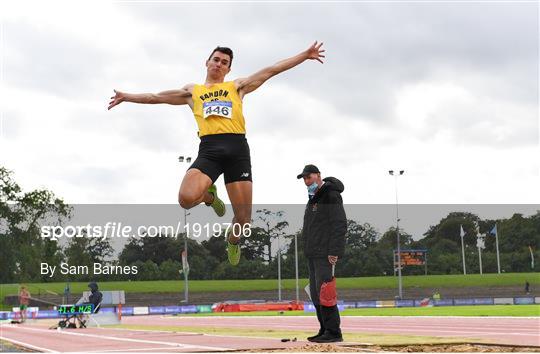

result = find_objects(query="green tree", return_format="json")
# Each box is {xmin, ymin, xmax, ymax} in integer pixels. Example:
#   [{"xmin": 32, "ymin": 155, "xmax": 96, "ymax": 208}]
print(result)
[
  {"xmin": 0, "ymin": 167, "xmax": 70, "ymax": 283},
  {"xmin": 243, "ymin": 209, "xmax": 289, "ymax": 262},
  {"xmin": 63, "ymin": 233, "xmax": 114, "ymax": 281}
]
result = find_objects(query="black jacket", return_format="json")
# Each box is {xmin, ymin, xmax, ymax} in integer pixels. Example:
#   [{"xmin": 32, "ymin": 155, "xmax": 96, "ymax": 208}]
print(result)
[
  {"xmin": 88, "ymin": 282, "xmax": 103, "ymax": 312},
  {"xmin": 302, "ymin": 177, "xmax": 347, "ymax": 258}
]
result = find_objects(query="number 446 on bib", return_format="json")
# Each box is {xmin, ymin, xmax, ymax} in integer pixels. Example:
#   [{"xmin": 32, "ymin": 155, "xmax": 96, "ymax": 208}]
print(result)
[{"xmin": 203, "ymin": 101, "xmax": 232, "ymax": 119}]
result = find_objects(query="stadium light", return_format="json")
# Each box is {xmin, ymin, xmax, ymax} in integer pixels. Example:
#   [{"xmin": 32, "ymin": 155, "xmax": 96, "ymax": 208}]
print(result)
[
  {"xmin": 178, "ymin": 155, "xmax": 192, "ymax": 303},
  {"xmin": 389, "ymin": 169, "xmax": 405, "ymax": 299}
]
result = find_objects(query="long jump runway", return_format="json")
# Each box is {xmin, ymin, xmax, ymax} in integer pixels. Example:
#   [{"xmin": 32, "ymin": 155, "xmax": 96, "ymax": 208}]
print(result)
[
  {"xmin": 1, "ymin": 315, "xmax": 539, "ymax": 352},
  {"xmin": 0, "ymin": 321, "xmax": 306, "ymax": 353}
]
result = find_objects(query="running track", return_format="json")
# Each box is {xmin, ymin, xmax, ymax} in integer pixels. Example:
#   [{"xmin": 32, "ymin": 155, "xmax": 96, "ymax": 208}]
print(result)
[{"xmin": 1, "ymin": 315, "xmax": 538, "ymax": 352}]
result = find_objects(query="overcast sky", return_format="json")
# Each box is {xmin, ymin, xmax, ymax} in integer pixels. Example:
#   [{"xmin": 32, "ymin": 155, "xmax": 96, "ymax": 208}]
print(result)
[{"xmin": 1, "ymin": 1, "xmax": 539, "ymax": 212}]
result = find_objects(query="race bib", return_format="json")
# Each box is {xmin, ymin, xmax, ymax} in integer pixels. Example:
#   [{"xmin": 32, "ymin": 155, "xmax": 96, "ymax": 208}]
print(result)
[{"xmin": 203, "ymin": 101, "xmax": 232, "ymax": 119}]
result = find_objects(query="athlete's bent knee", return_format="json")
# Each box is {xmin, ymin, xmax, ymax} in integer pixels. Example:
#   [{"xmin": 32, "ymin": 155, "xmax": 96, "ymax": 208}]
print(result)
[{"xmin": 179, "ymin": 191, "xmax": 200, "ymax": 209}]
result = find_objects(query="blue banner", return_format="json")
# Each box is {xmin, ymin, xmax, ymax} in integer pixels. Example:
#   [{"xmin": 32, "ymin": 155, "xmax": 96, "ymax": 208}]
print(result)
[
  {"xmin": 180, "ymin": 305, "xmax": 198, "ymax": 314},
  {"xmin": 343, "ymin": 301, "xmax": 357, "ymax": 308},
  {"xmin": 148, "ymin": 306, "xmax": 166, "ymax": 314},
  {"xmin": 36, "ymin": 310, "xmax": 59, "ymax": 319},
  {"xmin": 434, "ymin": 299, "xmax": 453, "ymax": 306},
  {"xmin": 473, "ymin": 298, "xmax": 494, "ymax": 305},
  {"xmin": 165, "ymin": 306, "xmax": 182, "ymax": 314},
  {"xmin": 303, "ymin": 302, "xmax": 344, "ymax": 311},
  {"xmin": 303, "ymin": 302, "xmax": 316, "ymax": 312},
  {"xmin": 121, "ymin": 306, "xmax": 134, "ymax": 315},
  {"xmin": 99, "ymin": 307, "xmax": 116, "ymax": 314},
  {"xmin": 514, "ymin": 297, "xmax": 534, "ymax": 305},
  {"xmin": 454, "ymin": 298, "xmax": 475, "ymax": 306},
  {"xmin": 396, "ymin": 300, "xmax": 415, "ymax": 307}
]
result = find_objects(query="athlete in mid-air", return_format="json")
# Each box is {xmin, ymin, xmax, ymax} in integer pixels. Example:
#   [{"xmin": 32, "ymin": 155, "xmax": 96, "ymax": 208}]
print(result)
[{"xmin": 108, "ymin": 41, "xmax": 325, "ymax": 265}]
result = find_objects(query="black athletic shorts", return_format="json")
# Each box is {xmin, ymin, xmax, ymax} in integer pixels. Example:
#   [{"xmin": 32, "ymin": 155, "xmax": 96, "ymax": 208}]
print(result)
[{"xmin": 189, "ymin": 133, "xmax": 252, "ymax": 184}]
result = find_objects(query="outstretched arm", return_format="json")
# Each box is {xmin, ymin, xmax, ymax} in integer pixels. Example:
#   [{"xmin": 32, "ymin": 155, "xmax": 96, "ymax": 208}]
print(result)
[
  {"xmin": 235, "ymin": 41, "xmax": 325, "ymax": 98},
  {"xmin": 108, "ymin": 84, "xmax": 194, "ymax": 110}
]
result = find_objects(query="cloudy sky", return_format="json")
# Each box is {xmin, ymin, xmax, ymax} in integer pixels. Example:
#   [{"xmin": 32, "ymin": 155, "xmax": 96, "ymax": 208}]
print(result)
[{"xmin": 1, "ymin": 1, "xmax": 539, "ymax": 210}]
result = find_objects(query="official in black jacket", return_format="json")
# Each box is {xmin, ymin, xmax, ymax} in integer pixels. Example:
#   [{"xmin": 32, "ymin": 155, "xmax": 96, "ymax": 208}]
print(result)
[
  {"xmin": 298, "ymin": 164, "xmax": 346, "ymax": 343},
  {"xmin": 87, "ymin": 282, "xmax": 103, "ymax": 313}
]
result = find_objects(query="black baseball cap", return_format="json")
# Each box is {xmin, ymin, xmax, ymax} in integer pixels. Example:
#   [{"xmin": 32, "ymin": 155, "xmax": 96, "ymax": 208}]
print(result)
[{"xmin": 297, "ymin": 164, "xmax": 320, "ymax": 179}]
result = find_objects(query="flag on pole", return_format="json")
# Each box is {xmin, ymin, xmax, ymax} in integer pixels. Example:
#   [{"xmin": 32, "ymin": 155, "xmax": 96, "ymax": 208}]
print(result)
[
  {"xmin": 490, "ymin": 223, "xmax": 501, "ymax": 273},
  {"xmin": 459, "ymin": 224, "xmax": 467, "ymax": 275},
  {"xmin": 304, "ymin": 284, "xmax": 312, "ymax": 301},
  {"xmin": 181, "ymin": 250, "xmax": 190, "ymax": 275}
]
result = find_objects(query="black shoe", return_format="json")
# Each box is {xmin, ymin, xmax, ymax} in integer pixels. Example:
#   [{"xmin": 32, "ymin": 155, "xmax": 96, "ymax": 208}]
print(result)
[
  {"xmin": 311, "ymin": 332, "xmax": 343, "ymax": 343},
  {"xmin": 307, "ymin": 330, "xmax": 325, "ymax": 342}
]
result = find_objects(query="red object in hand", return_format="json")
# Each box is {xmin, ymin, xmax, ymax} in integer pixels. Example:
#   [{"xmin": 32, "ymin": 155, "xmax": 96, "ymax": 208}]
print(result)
[{"xmin": 319, "ymin": 264, "xmax": 337, "ymax": 307}]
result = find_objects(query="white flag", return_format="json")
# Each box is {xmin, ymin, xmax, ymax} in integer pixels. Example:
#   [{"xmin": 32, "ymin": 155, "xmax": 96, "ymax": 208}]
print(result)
[
  {"xmin": 477, "ymin": 234, "xmax": 486, "ymax": 249},
  {"xmin": 304, "ymin": 284, "xmax": 312, "ymax": 301},
  {"xmin": 460, "ymin": 225, "xmax": 465, "ymax": 238}
]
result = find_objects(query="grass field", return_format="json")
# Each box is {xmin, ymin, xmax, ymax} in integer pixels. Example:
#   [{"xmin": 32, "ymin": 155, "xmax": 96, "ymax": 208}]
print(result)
[
  {"xmin": 179, "ymin": 305, "xmax": 540, "ymax": 317},
  {"xmin": 1, "ymin": 272, "xmax": 539, "ymax": 296}
]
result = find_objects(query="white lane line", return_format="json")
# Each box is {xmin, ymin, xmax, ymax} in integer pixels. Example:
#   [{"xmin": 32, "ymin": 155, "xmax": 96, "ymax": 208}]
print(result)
[
  {"xmin": 0, "ymin": 335, "xmax": 59, "ymax": 353},
  {"xmin": 101, "ymin": 326, "xmax": 298, "ymax": 342},
  {"xmin": 151, "ymin": 321, "xmax": 539, "ymax": 337},
  {"xmin": 72, "ymin": 346, "xmax": 185, "ymax": 353},
  {"xmin": 163, "ymin": 320, "xmax": 540, "ymax": 332},
  {"xmin": 99, "ymin": 327, "xmax": 202, "ymax": 335},
  {"xmin": 4, "ymin": 325, "xmax": 231, "ymax": 351},
  {"xmin": 162, "ymin": 315, "xmax": 540, "ymax": 320}
]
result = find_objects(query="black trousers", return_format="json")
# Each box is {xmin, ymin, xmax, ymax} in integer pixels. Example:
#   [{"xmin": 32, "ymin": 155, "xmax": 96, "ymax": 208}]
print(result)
[{"xmin": 308, "ymin": 257, "xmax": 341, "ymax": 335}]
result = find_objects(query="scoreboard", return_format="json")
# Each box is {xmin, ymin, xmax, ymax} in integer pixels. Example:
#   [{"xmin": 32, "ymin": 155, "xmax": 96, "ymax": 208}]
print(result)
[{"xmin": 394, "ymin": 249, "xmax": 428, "ymax": 266}]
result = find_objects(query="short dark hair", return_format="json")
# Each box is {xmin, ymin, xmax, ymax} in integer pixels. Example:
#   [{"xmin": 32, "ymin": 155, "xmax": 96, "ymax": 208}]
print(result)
[{"xmin": 208, "ymin": 46, "xmax": 233, "ymax": 68}]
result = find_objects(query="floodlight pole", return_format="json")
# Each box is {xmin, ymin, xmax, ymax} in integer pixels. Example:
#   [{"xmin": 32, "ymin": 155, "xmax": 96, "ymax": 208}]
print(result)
[
  {"xmin": 389, "ymin": 170, "xmax": 404, "ymax": 300},
  {"xmin": 179, "ymin": 155, "xmax": 192, "ymax": 303}
]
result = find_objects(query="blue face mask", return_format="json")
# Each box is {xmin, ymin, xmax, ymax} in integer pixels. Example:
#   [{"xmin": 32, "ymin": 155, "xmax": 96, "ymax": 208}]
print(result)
[{"xmin": 307, "ymin": 182, "xmax": 318, "ymax": 196}]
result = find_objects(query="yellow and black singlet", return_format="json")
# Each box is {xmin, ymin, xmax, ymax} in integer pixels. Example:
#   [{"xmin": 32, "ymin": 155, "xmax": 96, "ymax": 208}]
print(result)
[{"xmin": 192, "ymin": 81, "xmax": 246, "ymax": 137}]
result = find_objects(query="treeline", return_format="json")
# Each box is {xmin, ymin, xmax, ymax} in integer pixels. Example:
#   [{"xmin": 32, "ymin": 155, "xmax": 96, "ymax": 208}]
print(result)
[{"xmin": 1, "ymin": 166, "xmax": 539, "ymax": 283}]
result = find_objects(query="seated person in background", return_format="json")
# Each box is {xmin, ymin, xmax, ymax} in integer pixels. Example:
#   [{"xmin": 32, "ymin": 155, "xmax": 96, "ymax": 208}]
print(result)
[
  {"xmin": 87, "ymin": 282, "xmax": 103, "ymax": 313},
  {"xmin": 77, "ymin": 282, "xmax": 103, "ymax": 328}
]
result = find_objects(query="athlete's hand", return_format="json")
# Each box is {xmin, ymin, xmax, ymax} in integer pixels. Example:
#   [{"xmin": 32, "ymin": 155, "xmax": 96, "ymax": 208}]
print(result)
[
  {"xmin": 108, "ymin": 89, "xmax": 125, "ymax": 110},
  {"xmin": 305, "ymin": 41, "xmax": 325, "ymax": 64},
  {"xmin": 328, "ymin": 255, "xmax": 338, "ymax": 265}
]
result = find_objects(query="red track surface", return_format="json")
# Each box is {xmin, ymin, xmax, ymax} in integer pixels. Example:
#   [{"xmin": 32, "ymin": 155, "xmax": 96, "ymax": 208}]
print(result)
[
  {"xmin": 0, "ymin": 321, "xmax": 306, "ymax": 352},
  {"xmin": 1, "ymin": 315, "xmax": 539, "ymax": 352}
]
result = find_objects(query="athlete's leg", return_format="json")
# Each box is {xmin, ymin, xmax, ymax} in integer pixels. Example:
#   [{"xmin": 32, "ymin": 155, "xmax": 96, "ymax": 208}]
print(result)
[
  {"xmin": 225, "ymin": 180, "xmax": 253, "ymax": 244},
  {"xmin": 178, "ymin": 169, "xmax": 214, "ymax": 209}
]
